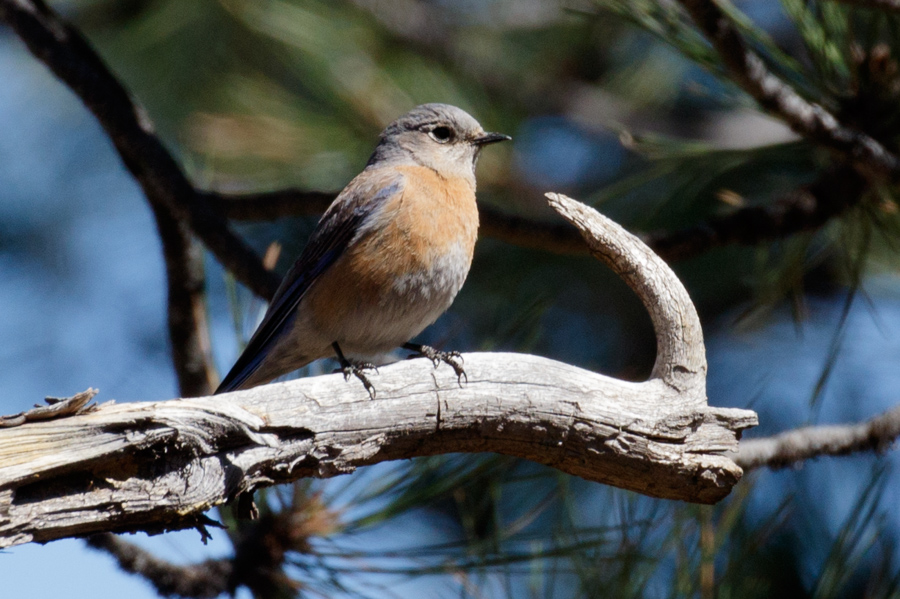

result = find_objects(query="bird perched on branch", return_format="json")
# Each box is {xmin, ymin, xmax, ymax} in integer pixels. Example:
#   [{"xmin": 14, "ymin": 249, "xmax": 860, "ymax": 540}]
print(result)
[{"xmin": 216, "ymin": 104, "xmax": 510, "ymax": 396}]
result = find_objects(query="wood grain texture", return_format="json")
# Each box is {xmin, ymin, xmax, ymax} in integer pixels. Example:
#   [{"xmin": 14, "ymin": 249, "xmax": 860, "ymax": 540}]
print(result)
[{"xmin": 0, "ymin": 194, "xmax": 757, "ymax": 548}]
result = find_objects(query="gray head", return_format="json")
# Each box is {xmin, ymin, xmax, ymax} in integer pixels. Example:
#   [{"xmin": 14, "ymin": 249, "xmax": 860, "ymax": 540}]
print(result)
[{"xmin": 367, "ymin": 103, "xmax": 510, "ymax": 187}]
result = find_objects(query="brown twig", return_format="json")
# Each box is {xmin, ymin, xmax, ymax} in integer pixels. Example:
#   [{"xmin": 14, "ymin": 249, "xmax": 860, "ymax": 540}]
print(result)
[
  {"xmin": 0, "ymin": 0, "xmax": 279, "ymax": 300},
  {"xmin": 89, "ymin": 488, "xmax": 336, "ymax": 597},
  {"xmin": 87, "ymin": 533, "xmax": 232, "ymax": 599},
  {"xmin": 677, "ymin": 0, "xmax": 900, "ymax": 181},
  {"xmin": 228, "ymin": 513, "xmax": 303, "ymax": 598},
  {"xmin": 151, "ymin": 204, "xmax": 217, "ymax": 398},
  {"xmin": 735, "ymin": 403, "xmax": 900, "ymax": 471}
]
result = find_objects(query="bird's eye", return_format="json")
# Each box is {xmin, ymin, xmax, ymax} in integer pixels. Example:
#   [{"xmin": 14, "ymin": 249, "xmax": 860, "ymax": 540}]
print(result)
[{"xmin": 429, "ymin": 126, "xmax": 453, "ymax": 143}]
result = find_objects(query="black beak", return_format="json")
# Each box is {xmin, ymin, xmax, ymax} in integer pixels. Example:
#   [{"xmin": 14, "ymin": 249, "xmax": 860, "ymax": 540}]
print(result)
[{"xmin": 473, "ymin": 132, "xmax": 512, "ymax": 146}]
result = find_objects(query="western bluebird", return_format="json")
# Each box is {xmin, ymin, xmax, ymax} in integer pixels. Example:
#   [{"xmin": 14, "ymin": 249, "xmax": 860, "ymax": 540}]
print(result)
[{"xmin": 216, "ymin": 103, "xmax": 510, "ymax": 396}]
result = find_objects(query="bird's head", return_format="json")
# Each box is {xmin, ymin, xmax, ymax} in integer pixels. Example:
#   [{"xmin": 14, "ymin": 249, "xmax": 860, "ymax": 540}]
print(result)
[{"xmin": 368, "ymin": 103, "xmax": 510, "ymax": 187}]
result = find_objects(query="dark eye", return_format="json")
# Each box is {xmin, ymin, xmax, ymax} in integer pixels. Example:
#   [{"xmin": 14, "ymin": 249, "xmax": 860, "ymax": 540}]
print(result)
[{"xmin": 429, "ymin": 126, "xmax": 453, "ymax": 143}]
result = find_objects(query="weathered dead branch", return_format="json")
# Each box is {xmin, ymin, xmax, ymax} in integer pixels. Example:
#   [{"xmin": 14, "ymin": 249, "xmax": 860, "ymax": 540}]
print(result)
[{"xmin": 0, "ymin": 194, "xmax": 757, "ymax": 548}]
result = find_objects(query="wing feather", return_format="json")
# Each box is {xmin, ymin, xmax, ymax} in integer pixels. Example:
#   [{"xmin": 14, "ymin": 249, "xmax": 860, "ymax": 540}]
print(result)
[{"xmin": 215, "ymin": 172, "xmax": 404, "ymax": 393}]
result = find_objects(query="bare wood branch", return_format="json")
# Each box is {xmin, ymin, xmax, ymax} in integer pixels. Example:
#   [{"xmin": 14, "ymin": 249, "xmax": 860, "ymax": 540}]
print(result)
[
  {"xmin": 546, "ymin": 193, "xmax": 706, "ymax": 386},
  {"xmin": 0, "ymin": 0, "xmax": 279, "ymax": 300},
  {"xmin": 0, "ymin": 194, "xmax": 756, "ymax": 548},
  {"xmin": 734, "ymin": 403, "xmax": 900, "ymax": 471},
  {"xmin": 677, "ymin": 0, "xmax": 900, "ymax": 181}
]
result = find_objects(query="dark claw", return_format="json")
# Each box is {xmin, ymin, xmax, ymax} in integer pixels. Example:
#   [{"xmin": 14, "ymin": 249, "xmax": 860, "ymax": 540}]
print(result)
[
  {"xmin": 340, "ymin": 362, "xmax": 378, "ymax": 399},
  {"xmin": 403, "ymin": 343, "xmax": 467, "ymax": 386},
  {"xmin": 332, "ymin": 342, "xmax": 378, "ymax": 398}
]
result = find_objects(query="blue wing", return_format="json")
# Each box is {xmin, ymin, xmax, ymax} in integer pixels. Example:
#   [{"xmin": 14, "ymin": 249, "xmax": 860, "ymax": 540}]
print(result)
[{"xmin": 215, "ymin": 174, "xmax": 404, "ymax": 393}]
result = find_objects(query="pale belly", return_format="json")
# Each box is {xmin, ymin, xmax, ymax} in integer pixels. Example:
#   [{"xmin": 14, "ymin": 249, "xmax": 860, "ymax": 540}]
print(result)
[
  {"xmin": 265, "ymin": 234, "xmax": 474, "ymax": 370},
  {"xmin": 311, "ymin": 241, "xmax": 472, "ymax": 357}
]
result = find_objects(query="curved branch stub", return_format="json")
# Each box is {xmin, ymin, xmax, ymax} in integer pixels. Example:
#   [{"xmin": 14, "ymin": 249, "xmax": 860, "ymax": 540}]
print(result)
[{"xmin": 546, "ymin": 193, "xmax": 707, "ymax": 392}]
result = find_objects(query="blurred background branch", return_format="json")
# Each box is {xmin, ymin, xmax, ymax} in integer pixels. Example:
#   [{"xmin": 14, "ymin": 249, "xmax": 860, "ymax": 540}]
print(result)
[
  {"xmin": 87, "ymin": 533, "xmax": 233, "ymax": 599},
  {"xmin": 736, "ymin": 402, "xmax": 900, "ymax": 470},
  {"xmin": 151, "ymin": 203, "xmax": 217, "ymax": 398},
  {"xmin": 645, "ymin": 163, "xmax": 867, "ymax": 260}
]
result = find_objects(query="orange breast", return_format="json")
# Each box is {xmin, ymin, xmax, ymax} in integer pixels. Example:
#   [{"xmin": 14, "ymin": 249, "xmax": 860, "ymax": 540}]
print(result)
[
  {"xmin": 388, "ymin": 164, "xmax": 479, "ymax": 261},
  {"xmin": 303, "ymin": 165, "xmax": 479, "ymax": 348}
]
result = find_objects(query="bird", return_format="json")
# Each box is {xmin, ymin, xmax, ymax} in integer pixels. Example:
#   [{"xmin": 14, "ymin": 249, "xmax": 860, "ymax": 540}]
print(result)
[{"xmin": 216, "ymin": 103, "xmax": 510, "ymax": 397}]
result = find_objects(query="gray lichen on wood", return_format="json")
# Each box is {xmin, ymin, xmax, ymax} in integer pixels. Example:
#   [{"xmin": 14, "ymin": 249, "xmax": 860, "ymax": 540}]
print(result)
[{"xmin": 0, "ymin": 194, "xmax": 757, "ymax": 548}]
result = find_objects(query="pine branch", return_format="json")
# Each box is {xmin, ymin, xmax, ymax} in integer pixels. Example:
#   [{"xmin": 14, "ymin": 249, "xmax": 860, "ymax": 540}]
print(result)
[
  {"xmin": 208, "ymin": 189, "xmax": 335, "ymax": 221},
  {"xmin": 212, "ymin": 188, "xmax": 589, "ymax": 255},
  {"xmin": 677, "ymin": 0, "xmax": 900, "ymax": 181},
  {"xmin": 2, "ymin": 0, "xmax": 876, "ymax": 272}
]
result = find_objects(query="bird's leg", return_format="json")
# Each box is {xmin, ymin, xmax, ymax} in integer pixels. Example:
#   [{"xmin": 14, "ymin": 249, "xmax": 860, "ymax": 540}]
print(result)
[
  {"xmin": 332, "ymin": 342, "xmax": 378, "ymax": 399},
  {"xmin": 403, "ymin": 342, "xmax": 467, "ymax": 385}
]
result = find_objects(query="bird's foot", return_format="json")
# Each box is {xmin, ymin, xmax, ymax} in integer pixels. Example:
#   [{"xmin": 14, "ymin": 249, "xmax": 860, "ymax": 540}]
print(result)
[
  {"xmin": 403, "ymin": 343, "xmax": 467, "ymax": 386},
  {"xmin": 332, "ymin": 342, "xmax": 378, "ymax": 398},
  {"xmin": 338, "ymin": 361, "xmax": 379, "ymax": 399}
]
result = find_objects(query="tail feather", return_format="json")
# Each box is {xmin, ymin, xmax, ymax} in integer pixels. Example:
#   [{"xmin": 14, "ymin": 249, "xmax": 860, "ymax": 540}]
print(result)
[{"xmin": 215, "ymin": 354, "xmax": 265, "ymax": 394}]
